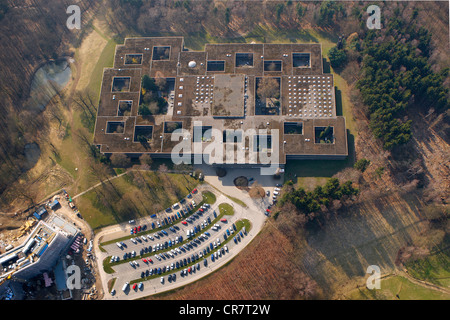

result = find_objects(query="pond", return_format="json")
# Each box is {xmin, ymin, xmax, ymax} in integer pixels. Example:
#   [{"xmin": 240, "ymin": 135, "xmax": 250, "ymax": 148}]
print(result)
[
  {"xmin": 21, "ymin": 59, "xmax": 72, "ymax": 170},
  {"xmin": 25, "ymin": 59, "xmax": 72, "ymax": 111},
  {"xmin": 23, "ymin": 142, "xmax": 41, "ymax": 171}
]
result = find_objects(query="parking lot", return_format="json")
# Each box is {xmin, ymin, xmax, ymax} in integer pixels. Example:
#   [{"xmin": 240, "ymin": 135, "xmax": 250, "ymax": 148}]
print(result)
[
  {"xmin": 93, "ymin": 169, "xmax": 282, "ymax": 299},
  {"xmin": 94, "ymin": 187, "xmax": 251, "ymax": 299},
  {"xmin": 111, "ymin": 205, "xmax": 248, "ymax": 298}
]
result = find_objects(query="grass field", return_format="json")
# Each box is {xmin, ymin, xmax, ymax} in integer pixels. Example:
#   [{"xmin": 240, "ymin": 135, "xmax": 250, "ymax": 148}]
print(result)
[
  {"xmin": 76, "ymin": 171, "xmax": 198, "ymax": 230},
  {"xmin": 218, "ymin": 203, "xmax": 234, "ymax": 216},
  {"xmin": 347, "ymin": 275, "xmax": 450, "ymax": 300},
  {"xmin": 405, "ymin": 241, "xmax": 450, "ymax": 288}
]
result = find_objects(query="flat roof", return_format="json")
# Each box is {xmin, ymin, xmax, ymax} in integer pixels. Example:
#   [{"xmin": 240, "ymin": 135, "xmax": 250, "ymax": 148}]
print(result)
[
  {"xmin": 211, "ymin": 74, "xmax": 245, "ymax": 117},
  {"xmin": 93, "ymin": 37, "xmax": 347, "ymax": 164}
]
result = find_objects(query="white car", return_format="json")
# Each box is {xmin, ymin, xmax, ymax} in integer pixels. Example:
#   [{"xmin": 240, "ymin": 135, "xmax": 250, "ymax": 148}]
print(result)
[{"xmin": 161, "ymin": 277, "xmax": 164, "ymax": 284}]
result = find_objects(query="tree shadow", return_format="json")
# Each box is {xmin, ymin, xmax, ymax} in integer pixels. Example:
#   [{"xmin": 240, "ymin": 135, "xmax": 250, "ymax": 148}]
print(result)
[
  {"xmin": 323, "ymin": 58, "xmax": 331, "ymax": 73},
  {"xmin": 301, "ymin": 192, "xmax": 426, "ymax": 295},
  {"xmin": 334, "ymin": 86, "xmax": 343, "ymax": 116},
  {"xmin": 285, "ymin": 129, "xmax": 355, "ymax": 181}
]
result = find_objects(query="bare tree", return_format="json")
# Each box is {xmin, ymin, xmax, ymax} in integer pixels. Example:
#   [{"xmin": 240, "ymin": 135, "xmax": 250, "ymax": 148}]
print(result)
[
  {"xmin": 110, "ymin": 153, "xmax": 131, "ymax": 168},
  {"xmin": 139, "ymin": 154, "xmax": 153, "ymax": 169}
]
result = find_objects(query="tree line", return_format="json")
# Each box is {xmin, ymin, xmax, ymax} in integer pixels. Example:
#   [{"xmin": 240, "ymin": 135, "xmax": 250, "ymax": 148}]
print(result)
[
  {"xmin": 354, "ymin": 13, "xmax": 449, "ymax": 150},
  {"xmin": 279, "ymin": 178, "xmax": 359, "ymax": 216}
]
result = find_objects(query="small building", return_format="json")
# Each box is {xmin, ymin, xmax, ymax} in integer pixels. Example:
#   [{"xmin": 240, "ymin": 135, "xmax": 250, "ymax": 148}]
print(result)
[
  {"xmin": 49, "ymin": 200, "xmax": 60, "ymax": 211},
  {"xmin": 33, "ymin": 207, "xmax": 47, "ymax": 220}
]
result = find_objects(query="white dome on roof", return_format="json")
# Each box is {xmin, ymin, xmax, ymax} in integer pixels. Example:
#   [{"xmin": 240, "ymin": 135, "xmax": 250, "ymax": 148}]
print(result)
[{"xmin": 188, "ymin": 61, "xmax": 197, "ymax": 68}]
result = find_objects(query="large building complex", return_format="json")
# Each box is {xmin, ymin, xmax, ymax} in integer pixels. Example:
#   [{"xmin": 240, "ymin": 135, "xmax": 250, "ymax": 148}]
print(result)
[
  {"xmin": 0, "ymin": 218, "xmax": 77, "ymax": 282},
  {"xmin": 93, "ymin": 37, "xmax": 348, "ymax": 168}
]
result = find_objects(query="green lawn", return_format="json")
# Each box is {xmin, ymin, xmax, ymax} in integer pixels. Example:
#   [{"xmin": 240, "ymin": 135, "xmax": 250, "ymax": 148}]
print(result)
[
  {"xmin": 88, "ymin": 38, "xmax": 117, "ymax": 101},
  {"xmin": 76, "ymin": 172, "xmax": 198, "ymax": 230},
  {"xmin": 218, "ymin": 203, "xmax": 234, "ymax": 216},
  {"xmin": 348, "ymin": 275, "xmax": 450, "ymax": 300},
  {"xmin": 202, "ymin": 191, "xmax": 217, "ymax": 205},
  {"xmin": 405, "ymin": 245, "xmax": 450, "ymax": 288}
]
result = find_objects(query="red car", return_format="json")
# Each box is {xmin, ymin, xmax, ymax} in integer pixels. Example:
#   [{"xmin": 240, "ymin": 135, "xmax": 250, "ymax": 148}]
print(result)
[
  {"xmin": 148, "ymin": 258, "xmax": 153, "ymax": 263},
  {"xmin": 220, "ymin": 218, "xmax": 227, "ymax": 223},
  {"xmin": 192, "ymin": 188, "xmax": 198, "ymax": 194},
  {"xmin": 133, "ymin": 227, "xmax": 137, "ymax": 233},
  {"xmin": 132, "ymin": 283, "xmax": 137, "ymax": 290},
  {"xmin": 182, "ymin": 221, "xmax": 187, "ymax": 225},
  {"xmin": 199, "ymin": 208, "xmax": 204, "ymax": 212},
  {"xmin": 137, "ymin": 225, "xmax": 141, "ymax": 232},
  {"xmin": 188, "ymin": 267, "xmax": 192, "ymax": 273},
  {"xmin": 142, "ymin": 258, "xmax": 147, "ymax": 263}
]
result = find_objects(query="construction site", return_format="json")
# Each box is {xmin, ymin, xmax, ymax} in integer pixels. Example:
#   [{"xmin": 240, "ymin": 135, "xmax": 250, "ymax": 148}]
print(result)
[
  {"xmin": 93, "ymin": 37, "xmax": 348, "ymax": 166},
  {"xmin": 0, "ymin": 192, "xmax": 101, "ymax": 300}
]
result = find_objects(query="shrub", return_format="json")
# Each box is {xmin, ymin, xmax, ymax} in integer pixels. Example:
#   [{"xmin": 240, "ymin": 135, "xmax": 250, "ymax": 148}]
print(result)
[
  {"xmin": 354, "ymin": 158, "xmax": 371, "ymax": 172},
  {"xmin": 328, "ymin": 46, "xmax": 347, "ymax": 69}
]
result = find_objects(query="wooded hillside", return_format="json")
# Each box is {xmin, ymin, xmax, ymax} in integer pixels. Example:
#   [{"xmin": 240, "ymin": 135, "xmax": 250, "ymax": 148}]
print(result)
[{"xmin": 0, "ymin": 0, "xmax": 95, "ymax": 204}]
